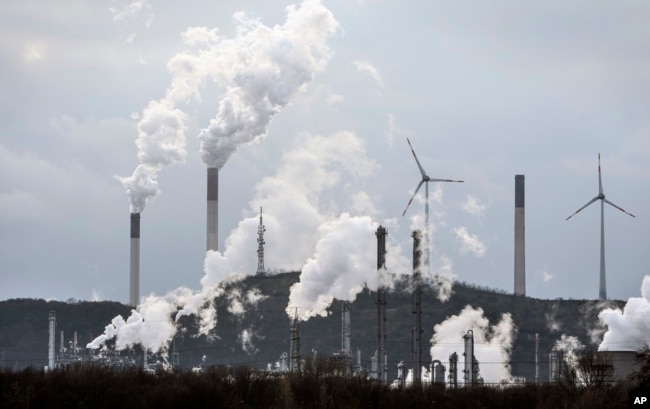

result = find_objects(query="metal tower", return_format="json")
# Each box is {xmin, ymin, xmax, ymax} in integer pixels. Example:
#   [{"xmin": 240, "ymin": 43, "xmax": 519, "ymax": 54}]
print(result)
[
  {"xmin": 412, "ymin": 230, "xmax": 423, "ymax": 383},
  {"xmin": 376, "ymin": 225, "xmax": 388, "ymax": 383},
  {"xmin": 256, "ymin": 206, "xmax": 266, "ymax": 275},
  {"xmin": 448, "ymin": 352, "xmax": 458, "ymax": 388},
  {"xmin": 289, "ymin": 310, "xmax": 301, "ymax": 372},
  {"xmin": 341, "ymin": 301, "xmax": 351, "ymax": 367}
]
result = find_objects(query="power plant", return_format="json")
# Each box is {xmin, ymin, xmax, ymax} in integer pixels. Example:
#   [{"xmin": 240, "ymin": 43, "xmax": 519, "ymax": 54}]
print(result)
[{"xmin": 90, "ymin": 146, "xmax": 640, "ymax": 387}]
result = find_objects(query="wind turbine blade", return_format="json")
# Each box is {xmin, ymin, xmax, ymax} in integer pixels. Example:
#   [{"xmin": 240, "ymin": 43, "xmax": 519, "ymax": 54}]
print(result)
[
  {"xmin": 402, "ymin": 180, "xmax": 425, "ymax": 217},
  {"xmin": 406, "ymin": 138, "xmax": 427, "ymax": 178},
  {"xmin": 429, "ymin": 178, "xmax": 465, "ymax": 183},
  {"xmin": 598, "ymin": 153, "xmax": 603, "ymax": 195},
  {"xmin": 603, "ymin": 198, "xmax": 636, "ymax": 218},
  {"xmin": 566, "ymin": 197, "xmax": 599, "ymax": 221}
]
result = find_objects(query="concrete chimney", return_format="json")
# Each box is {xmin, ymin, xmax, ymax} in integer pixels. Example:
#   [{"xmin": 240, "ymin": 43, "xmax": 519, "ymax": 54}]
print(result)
[
  {"xmin": 48, "ymin": 311, "xmax": 56, "ymax": 370},
  {"xmin": 412, "ymin": 229, "xmax": 423, "ymax": 383},
  {"xmin": 375, "ymin": 225, "xmax": 388, "ymax": 383},
  {"xmin": 130, "ymin": 213, "xmax": 140, "ymax": 306},
  {"xmin": 514, "ymin": 175, "xmax": 526, "ymax": 296},
  {"xmin": 207, "ymin": 167, "xmax": 219, "ymax": 252}
]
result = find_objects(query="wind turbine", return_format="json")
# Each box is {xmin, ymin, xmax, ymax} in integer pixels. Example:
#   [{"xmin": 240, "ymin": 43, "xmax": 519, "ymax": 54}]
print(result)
[
  {"xmin": 402, "ymin": 138, "xmax": 464, "ymax": 274},
  {"xmin": 565, "ymin": 153, "xmax": 636, "ymax": 300}
]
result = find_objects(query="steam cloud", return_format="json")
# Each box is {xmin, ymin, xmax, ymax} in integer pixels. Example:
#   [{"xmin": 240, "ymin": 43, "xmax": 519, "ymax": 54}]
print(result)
[
  {"xmin": 196, "ymin": 0, "xmax": 339, "ymax": 169},
  {"xmin": 118, "ymin": 0, "xmax": 338, "ymax": 213},
  {"xmin": 598, "ymin": 274, "xmax": 650, "ymax": 351},
  {"xmin": 90, "ymin": 0, "xmax": 340, "ymax": 353},
  {"xmin": 429, "ymin": 305, "xmax": 516, "ymax": 384}
]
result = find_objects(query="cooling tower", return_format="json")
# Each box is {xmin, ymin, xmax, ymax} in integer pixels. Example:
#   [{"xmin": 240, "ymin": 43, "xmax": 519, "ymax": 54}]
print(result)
[
  {"xmin": 129, "ymin": 212, "xmax": 140, "ymax": 306},
  {"xmin": 514, "ymin": 175, "xmax": 526, "ymax": 296},
  {"xmin": 207, "ymin": 167, "xmax": 219, "ymax": 252}
]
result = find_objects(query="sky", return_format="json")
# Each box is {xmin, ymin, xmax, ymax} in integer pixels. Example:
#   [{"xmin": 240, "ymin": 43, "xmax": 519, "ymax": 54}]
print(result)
[{"xmin": 1, "ymin": 0, "xmax": 649, "ymax": 307}]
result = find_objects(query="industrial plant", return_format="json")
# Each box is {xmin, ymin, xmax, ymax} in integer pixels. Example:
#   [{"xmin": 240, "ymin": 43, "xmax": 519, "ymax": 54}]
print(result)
[{"xmin": 37, "ymin": 148, "xmax": 641, "ymax": 390}]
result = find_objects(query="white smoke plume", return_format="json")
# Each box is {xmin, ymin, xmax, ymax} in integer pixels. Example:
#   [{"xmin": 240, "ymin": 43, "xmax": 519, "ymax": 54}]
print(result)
[
  {"xmin": 118, "ymin": 0, "xmax": 339, "ymax": 212},
  {"xmin": 287, "ymin": 213, "xmax": 378, "ymax": 321},
  {"xmin": 429, "ymin": 305, "xmax": 516, "ymax": 384},
  {"xmin": 353, "ymin": 60, "xmax": 384, "ymax": 89},
  {"xmin": 87, "ymin": 286, "xmax": 223, "ymax": 354},
  {"xmin": 461, "ymin": 195, "xmax": 486, "ymax": 217},
  {"xmin": 90, "ymin": 0, "xmax": 344, "ymax": 355},
  {"xmin": 453, "ymin": 226, "xmax": 486, "ymax": 257},
  {"xmin": 598, "ymin": 274, "xmax": 650, "ymax": 351},
  {"xmin": 238, "ymin": 328, "xmax": 260, "ymax": 355},
  {"xmin": 118, "ymin": 100, "xmax": 188, "ymax": 213},
  {"xmin": 196, "ymin": 0, "xmax": 339, "ymax": 169},
  {"xmin": 202, "ymin": 130, "xmax": 378, "ymax": 287},
  {"xmin": 553, "ymin": 334, "xmax": 584, "ymax": 371}
]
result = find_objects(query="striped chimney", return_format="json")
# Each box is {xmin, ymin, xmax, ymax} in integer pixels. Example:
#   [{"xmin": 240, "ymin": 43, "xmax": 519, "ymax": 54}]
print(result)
[
  {"xmin": 130, "ymin": 212, "xmax": 140, "ymax": 306},
  {"xmin": 514, "ymin": 175, "xmax": 525, "ymax": 296}
]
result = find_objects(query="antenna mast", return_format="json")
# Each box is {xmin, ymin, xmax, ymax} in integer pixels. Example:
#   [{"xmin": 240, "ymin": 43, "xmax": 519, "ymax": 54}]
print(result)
[{"xmin": 256, "ymin": 206, "xmax": 266, "ymax": 275}]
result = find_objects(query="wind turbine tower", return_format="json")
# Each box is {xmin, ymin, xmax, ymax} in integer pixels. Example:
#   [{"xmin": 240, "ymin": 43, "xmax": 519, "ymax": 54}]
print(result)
[
  {"xmin": 402, "ymin": 138, "xmax": 464, "ymax": 274},
  {"xmin": 565, "ymin": 153, "xmax": 636, "ymax": 300}
]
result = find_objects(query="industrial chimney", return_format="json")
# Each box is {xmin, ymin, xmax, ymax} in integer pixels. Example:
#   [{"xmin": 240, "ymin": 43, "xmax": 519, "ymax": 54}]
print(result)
[
  {"xmin": 129, "ymin": 212, "xmax": 140, "ymax": 306},
  {"xmin": 463, "ymin": 329, "xmax": 475, "ymax": 386},
  {"xmin": 48, "ymin": 311, "xmax": 56, "ymax": 370},
  {"xmin": 514, "ymin": 175, "xmax": 526, "ymax": 296},
  {"xmin": 375, "ymin": 225, "xmax": 388, "ymax": 383},
  {"xmin": 341, "ymin": 301, "xmax": 351, "ymax": 365},
  {"xmin": 412, "ymin": 229, "xmax": 423, "ymax": 383},
  {"xmin": 206, "ymin": 167, "xmax": 219, "ymax": 252}
]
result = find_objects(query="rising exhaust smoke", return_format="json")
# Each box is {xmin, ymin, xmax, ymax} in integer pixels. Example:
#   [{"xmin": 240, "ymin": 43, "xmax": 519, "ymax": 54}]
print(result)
[
  {"xmin": 598, "ymin": 274, "xmax": 650, "ymax": 351},
  {"xmin": 429, "ymin": 305, "xmax": 515, "ymax": 384},
  {"xmin": 196, "ymin": 0, "xmax": 339, "ymax": 169},
  {"xmin": 89, "ymin": 0, "xmax": 341, "ymax": 355}
]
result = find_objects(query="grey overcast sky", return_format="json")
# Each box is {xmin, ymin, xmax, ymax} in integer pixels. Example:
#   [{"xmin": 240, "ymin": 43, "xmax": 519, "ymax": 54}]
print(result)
[{"xmin": 1, "ymin": 0, "xmax": 648, "ymax": 304}]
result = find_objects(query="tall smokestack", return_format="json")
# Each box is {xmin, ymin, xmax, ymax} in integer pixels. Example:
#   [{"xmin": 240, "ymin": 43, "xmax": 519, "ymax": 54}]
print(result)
[
  {"xmin": 48, "ymin": 311, "xmax": 56, "ymax": 370},
  {"xmin": 376, "ymin": 225, "xmax": 388, "ymax": 383},
  {"xmin": 207, "ymin": 167, "xmax": 219, "ymax": 252},
  {"xmin": 341, "ymin": 301, "xmax": 351, "ymax": 363},
  {"xmin": 412, "ymin": 229, "xmax": 423, "ymax": 383},
  {"xmin": 514, "ymin": 175, "xmax": 526, "ymax": 296},
  {"xmin": 130, "ymin": 213, "xmax": 140, "ymax": 306}
]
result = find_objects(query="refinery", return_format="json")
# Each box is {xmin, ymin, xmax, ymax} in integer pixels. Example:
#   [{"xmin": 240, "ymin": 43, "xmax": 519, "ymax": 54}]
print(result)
[
  {"xmin": 39, "ymin": 159, "xmax": 641, "ymax": 387},
  {"xmin": 2, "ymin": 2, "xmax": 648, "ymax": 408}
]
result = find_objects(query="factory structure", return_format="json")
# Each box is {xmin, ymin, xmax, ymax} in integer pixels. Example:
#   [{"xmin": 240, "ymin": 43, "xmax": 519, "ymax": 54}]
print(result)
[{"xmin": 111, "ymin": 144, "xmax": 640, "ymax": 385}]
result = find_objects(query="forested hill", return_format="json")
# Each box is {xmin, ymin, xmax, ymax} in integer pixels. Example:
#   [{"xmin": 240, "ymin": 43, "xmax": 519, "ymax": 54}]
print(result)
[{"xmin": 0, "ymin": 272, "xmax": 625, "ymax": 382}]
